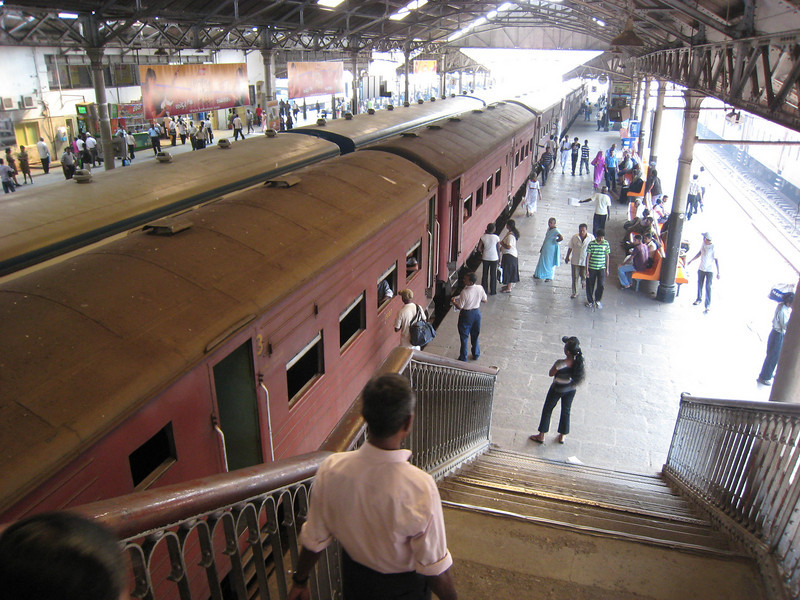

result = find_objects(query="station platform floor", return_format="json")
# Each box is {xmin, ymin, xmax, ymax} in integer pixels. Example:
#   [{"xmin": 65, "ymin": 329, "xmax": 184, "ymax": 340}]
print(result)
[{"xmin": 424, "ymin": 114, "xmax": 800, "ymax": 475}]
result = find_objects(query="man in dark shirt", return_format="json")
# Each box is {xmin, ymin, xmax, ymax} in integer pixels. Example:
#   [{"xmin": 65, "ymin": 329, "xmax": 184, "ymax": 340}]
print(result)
[
  {"xmin": 579, "ymin": 140, "xmax": 590, "ymax": 175},
  {"xmin": 618, "ymin": 235, "xmax": 649, "ymax": 288},
  {"xmin": 570, "ymin": 137, "xmax": 581, "ymax": 176},
  {"xmin": 539, "ymin": 148, "xmax": 554, "ymax": 185}
]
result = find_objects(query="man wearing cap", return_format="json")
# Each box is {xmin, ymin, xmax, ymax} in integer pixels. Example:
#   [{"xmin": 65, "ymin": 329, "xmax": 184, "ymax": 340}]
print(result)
[
  {"xmin": 757, "ymin": 292, "xmax": 794, "ymax": 386},
  {"xmin": 687, "ymin": 232, "xmax": 720, "ymax": 313},
  {"xmin": 287, "ymin": 374, "xmax": 458, "ymax": 600}
]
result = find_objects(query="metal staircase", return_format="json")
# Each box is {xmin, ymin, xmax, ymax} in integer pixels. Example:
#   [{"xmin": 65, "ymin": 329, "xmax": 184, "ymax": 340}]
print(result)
[{"xmin": 439, "ymin": 447, "xmax": 767, "ymax": 600}]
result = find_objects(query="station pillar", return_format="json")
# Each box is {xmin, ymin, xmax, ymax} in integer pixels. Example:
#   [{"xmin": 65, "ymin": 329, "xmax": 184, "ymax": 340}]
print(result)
[
  {"xmin": 649, "ymin": 80, "xmax": 667, "ymax": 167},
  {"xmin": 656, "ymin": 90, "xmax": 703, "ymax": 303},
  {"xmin": 631, "ymin": 77, "xmax": 642, "ymax": 122},
  {"xmin": 261, "ymin": 48, "xmax": 277, "ymax": 109},
  {"xmin": 458, "ymin": 70, "xmax": 463, "ymax": 94},
  {"xmin": 86, "ymin": 48, "xmax": 115, "ymax": 171},
  {"xmin": 770, "ymin": 278, "xmax": 800, "ymax": 403},
  {"xmin": 404, "ymin": 48, "xmax": 410, "ymax": 104},
  {"xmin": 638, "ymin": 77, "xmax": 651, "ymax": 157},
  {"xmin": 439, "ymin": 56, "xmax": 446, "ymax": 96},
  {"xmin": 352, "ymin": 52, "xmax": 360, "ymax": 115}
]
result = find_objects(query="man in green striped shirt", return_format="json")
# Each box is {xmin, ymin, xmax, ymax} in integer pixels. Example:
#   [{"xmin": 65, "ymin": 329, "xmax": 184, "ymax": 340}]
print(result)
[{"xmin": 585, "ymin": 229, "xmax": 610, "ymax": 309}]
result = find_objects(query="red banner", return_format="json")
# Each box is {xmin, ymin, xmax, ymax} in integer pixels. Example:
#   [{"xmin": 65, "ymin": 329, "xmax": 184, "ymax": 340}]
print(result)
[
  {"xmin": 287, "ymin": 62, "xmax": 344, "ymax": 99},
  {"xmin": 139, "ymin": 63, "xmax": 249, "ymax": 121}
]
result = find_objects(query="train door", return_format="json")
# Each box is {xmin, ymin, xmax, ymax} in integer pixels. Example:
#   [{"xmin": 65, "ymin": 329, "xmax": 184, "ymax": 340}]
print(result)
[
  {"xmin": 507, "ymin": 137, "xmax": 516, "ymax": 200},
  {"xmin": 427, "ymin": 194, "xmax": 437, "ymax": 289},
  {"xmin": 211, "ymin": 340, "xmax": 264, "ymax": 471},
  {"xmin": 449, "ymin": 178, "xmax": 461, "ymax": 263}
]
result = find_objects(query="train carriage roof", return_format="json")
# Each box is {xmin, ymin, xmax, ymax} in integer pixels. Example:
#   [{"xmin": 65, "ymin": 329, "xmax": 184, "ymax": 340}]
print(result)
[
  {"xmin": 368, "ymin": 102, "xmax": 536, "ymax": 182},
  {"xmin": 0, "ymin": 149, "xmax": 437, "ymax": 513},
  {"xmin": 292, "ymin": 95, "xmax": 485, "ymax": 152},
  {"xmin": 0, "ymin": 133, "xmax": 339, "ymax": 276}
]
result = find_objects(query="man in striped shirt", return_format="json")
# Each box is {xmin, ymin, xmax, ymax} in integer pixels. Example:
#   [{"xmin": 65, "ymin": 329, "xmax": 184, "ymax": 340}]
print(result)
[
  {"xmin": 579, "ymin": 140, "xmax": 590, "ymax": 175},
  {"xmin": 685, "ymin": 174, "xmax": 703, "ymax": 220},
  {"xmin": 585, "ymin": 229, "xmax": 611, "ymax": 309}
]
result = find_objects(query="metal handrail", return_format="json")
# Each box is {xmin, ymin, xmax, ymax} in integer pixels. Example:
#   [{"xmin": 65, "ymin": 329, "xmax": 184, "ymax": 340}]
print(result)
[
  {"xmin": 52, "ymin": 347, "xmax": 497, "ymax": 600},
  {"xmin": 664, "ymin": 393, "xmax": 800, "ymax": 599}
]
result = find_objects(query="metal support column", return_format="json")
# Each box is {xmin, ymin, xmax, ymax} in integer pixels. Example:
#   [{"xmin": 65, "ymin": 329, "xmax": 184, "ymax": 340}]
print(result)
[
  {"xmin": 261, "ymin": 48, "xmax": 276, "ymax": 109},
  {"xmin": 458, "ymin": 70, "xmax": 463, "ymax": 95},
  {"xmin": 770, "ymin": 278, "xmax": 800, "ymax": 403},
  {"xmin": 403, "ymin": 46, "xmax": 410, "ymax": 104},
  {"xmin": 439, "ymin": 56, "xmax": 446, "ymax": 97},
  {"xmin": 86, "ymin": 48, "xmax": 114, "ymax": 171},
  {"xmin": 657, "ymin": 90, "xmax": 703, "ymax": 303},
  {"xmin": 631, "ymin": 77, "xmax": 642, "ymax": 122},
  {"xmin": 649, "ymin": 80, "xmax": 667, "ymax": 167},
  {"xmin": 638, "ymin": 77, "xmax": 651, "ymax": 158},
  {"xmin": 352, "ymin": 52, "xmax": 360, "ymax": 115}
]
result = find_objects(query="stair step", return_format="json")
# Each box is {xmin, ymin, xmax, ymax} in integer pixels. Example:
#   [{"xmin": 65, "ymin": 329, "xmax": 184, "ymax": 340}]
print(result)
[{"xmin": 439, "ymin": 481, "xmax": 741, "ymax": 555}]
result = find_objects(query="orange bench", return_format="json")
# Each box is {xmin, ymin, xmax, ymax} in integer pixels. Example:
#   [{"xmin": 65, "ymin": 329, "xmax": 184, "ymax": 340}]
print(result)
[{"xmin": 632, "ymin": 250, "xmax": 688, "ymax": 294}]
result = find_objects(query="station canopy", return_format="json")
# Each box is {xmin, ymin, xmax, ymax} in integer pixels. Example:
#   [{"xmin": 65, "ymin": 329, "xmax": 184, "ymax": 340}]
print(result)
[{"xmin": 4, "ymin": 1, "xmax": 800, "ymax": 130}]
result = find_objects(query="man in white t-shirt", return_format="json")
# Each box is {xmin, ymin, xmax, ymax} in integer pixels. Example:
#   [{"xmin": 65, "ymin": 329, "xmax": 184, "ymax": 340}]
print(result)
[
  {"xmin": 687, "ymin": 232, "xmax": 720, "ymax": 313},
  {"xmin": 36, "ymin": 137, "xmax": 50, "ymax": 174},
  {"xmin": 564, "ymin": 223, "xmax": 594, "ymax": 299},
  {"xmin": 579, "ymin": 186, "xmax": 612, "ymax": 235},
  {"xmin": 478, "ymin": 223, "xmax": 500, "ymax": 295},
  {"xmin": 394, "ymin": 289, "xmax": 426, "ymax": 349},
  {"xmin": 451, "ymin": 272, "xmax": 488, "ymax": 361},
  {"xmin": 85, "ymin": 134, "xmax": 98, "ymax": 166}
]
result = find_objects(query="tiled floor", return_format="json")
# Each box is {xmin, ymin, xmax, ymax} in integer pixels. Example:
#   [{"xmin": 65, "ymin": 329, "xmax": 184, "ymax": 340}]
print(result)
[{"xmin": 425, "ymin": 114, "xmax": 800, "ymax": 475}]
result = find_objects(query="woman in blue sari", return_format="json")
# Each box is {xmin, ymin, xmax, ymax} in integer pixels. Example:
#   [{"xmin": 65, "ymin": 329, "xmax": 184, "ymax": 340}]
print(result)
[{"xmin": 534, "ymin": 217, "xmax": 563, "ymax": 281}]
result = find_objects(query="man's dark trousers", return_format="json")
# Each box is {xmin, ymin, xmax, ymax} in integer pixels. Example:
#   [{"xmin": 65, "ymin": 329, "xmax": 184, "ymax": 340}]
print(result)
[
  {"xmin": 759, "ymin": 329, "xmax": 785, "ymax": 382},
  {"xmin": 587, "ymin": 268, "xmax": 606, "ymax": 303},
  {"xmin": 592, "ymin": 213, "xmax": 607, "ymax": 237},
  {"xmin": 457, "ymin": 309, "xmax": 481, "ymax": 361}
]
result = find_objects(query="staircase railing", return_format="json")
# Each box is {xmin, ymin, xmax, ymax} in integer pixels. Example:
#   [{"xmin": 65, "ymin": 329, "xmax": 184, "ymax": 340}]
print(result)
[
  {"xmin": 664, "ymin": 393, "xmax": 800, "ymax": 599},
  {"xmin": 64, "ymin": 348, "xmax": 497, "ymax": 600}
]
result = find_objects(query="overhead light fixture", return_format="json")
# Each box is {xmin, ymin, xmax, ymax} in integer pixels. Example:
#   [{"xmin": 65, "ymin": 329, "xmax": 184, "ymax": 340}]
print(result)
[
  {"xmin": 609, "ymin": 16, "xmax": 645, "ymax": 46},
  {"xmin": 593, "ymin": 18, "xmax": 606, "ymax": 27},
  {"xmin": 58, "ymin": 11, "xmax": 79, "ymax": 19},
  {"xmin": 497, "ymin": 2, "xmax": 515, "ymax": 11},
  {"xmin": 318, "ymin": 0, "xmax": 345, "ymax": 7},
  {"xmin": 154, "ymin": 48, "xmax": 168, "ymax": 56},
  {"xmin": 389, "ymin": 0, "xmax": 428, "ymax": 20}
]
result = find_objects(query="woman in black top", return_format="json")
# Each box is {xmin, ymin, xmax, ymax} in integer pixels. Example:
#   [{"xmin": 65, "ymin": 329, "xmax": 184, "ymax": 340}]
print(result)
[{"xmin": 530, "ymin": 336, "xmax": 586, "ymax": 444}]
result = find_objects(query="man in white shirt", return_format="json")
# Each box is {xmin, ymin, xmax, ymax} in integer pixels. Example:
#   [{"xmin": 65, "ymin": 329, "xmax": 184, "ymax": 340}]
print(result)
[
  {"xmin": 394, "ymin": 289, "xmax": 426, "ymax": 349},
  {"xmin": 687, "ymin": 232, "xmax": 720, "ymax": 313},
  {"xmin": 758, "ymin": 293, "xmax": 794, "ymax": 386},
  {"xmin": 232, "ymin": 114, "xmax": 244, "ymax": 141},
  {"xmin": 287, "ymin": 374, "xmax": 457, "ymax": 600},
  {"xmin": 478, "ymin": 223, "xmax": 500, "ymax": 295},
  {"xmin": 36, "ymin": 137, "xmax": 50, "ymax": 174},
  {"xmin": 204, "ymin": 118, "xmax": 214, "ymax": 143},
  {"xmin": 451, "ymin": 272, "xmax": 488, "ymax": 361},
  {"xmin": 579, "ymin": 185, "xmax": 612, "ymax": 235},
  {"xmin": 0, "ymin": 159, "xmax": 15, "ymax": 193},
  {"xmin": 147, "ymin": 124, "xmax": 161, "ymax": 155},
  {"xmin": 564, "ymin": 223, "xmax": 594, "ymax": 299},
  {"xmin": 85, "ymin": 134, "xmax": 98, "ymax": 167}
]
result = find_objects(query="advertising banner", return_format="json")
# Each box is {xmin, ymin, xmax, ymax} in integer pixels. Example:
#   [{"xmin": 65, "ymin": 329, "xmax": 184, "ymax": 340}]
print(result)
[
  {"xmin": 413, "ymin": 60, "xmax": 437, "ymax": 75},
  {"xmin": 139, "ymin": 63, "xmax": 249, "ymax": 121},
  {"xmin": 287, "ymin": 62, "xmax": 344, "ymax": 99},
  {"xmin": 266, "ymin": 100, "xmax": 281, "ymax": 131}
]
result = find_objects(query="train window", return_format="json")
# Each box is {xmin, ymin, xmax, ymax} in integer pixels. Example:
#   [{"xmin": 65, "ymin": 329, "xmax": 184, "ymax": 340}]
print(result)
[
  {"xmin": 495, "ymin": 169, "xmax": 501, "ymax": 187},
  {"xmin": 129, "ymin": 422, "xmax": 177, "ymax": 489},
  {"xmin": 339, "ymin": 293, "xmax": 366, "ymax": 351},
  {"xmin": 475, "ymin": 185, "xmax": 484, "ymax": 208},
  {"xmin": 463, "ymin": 194, "xmax": 473, "ymax": 221},
  {"xmin": 377, "ymin": 264, "xmax": 397, "ymax": 309},
  {"xmin": 287, "ymin": 332, "xmax": 325, "ymax": 404},
  {"xmin": 486, "ymin": 175, "xmax": 493, "ymax": 196},
  {"xmin": 515, "ymin": 151, "xmax": 519, "ymax": 167},
  {"xmin": 406, "ymin": 241, "xmax": 422, "ymax": 280}
]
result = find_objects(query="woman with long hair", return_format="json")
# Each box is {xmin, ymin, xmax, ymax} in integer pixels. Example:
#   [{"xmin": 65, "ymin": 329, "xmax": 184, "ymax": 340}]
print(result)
[
  {"xmin": 500, "ymin": 219, "xmax": 520, "ymax": 293},
  {"xmin": 530, "ymin": 336, "xmax": 586, "ymax": 444}
]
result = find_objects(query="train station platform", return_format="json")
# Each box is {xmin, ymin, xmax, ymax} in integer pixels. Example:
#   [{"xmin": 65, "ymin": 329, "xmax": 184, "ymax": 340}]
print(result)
[{"xmin": 425, "ymin": 115, "xmax": 800, "ymax": 475}]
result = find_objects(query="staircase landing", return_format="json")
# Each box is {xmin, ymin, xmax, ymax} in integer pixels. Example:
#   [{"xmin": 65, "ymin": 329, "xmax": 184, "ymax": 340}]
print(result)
[{"xmin": 441, "ymin": 448, "xmax": 765, "ymax": 600}]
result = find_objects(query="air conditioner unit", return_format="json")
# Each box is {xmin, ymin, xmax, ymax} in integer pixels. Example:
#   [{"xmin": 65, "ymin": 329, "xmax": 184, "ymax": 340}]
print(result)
[
  {"xmin": 22, "ymin": 96, "xmax": 35, "ymax": 109},
  {"xmin": 1, "ymin": 97, "xmax": 15, "ymax": 110}
]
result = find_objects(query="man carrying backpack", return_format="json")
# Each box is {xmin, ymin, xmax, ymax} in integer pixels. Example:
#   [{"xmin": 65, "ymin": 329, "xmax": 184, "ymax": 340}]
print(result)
[{"xmin": 395, "ymin": 289, "xmax": 434, "ymax": 350}]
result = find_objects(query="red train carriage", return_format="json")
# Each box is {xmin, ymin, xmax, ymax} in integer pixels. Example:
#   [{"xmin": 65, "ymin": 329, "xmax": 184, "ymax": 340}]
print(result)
[
  {"xmin": 0, "ymin": 150, "xmax": 437, "ymax": 521},
  {"xmin": 370, "ymin": 102, "xmax": 538, "ymax": 296}
]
